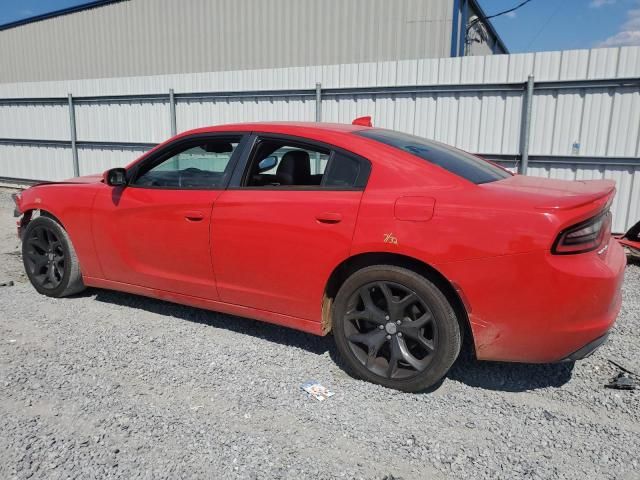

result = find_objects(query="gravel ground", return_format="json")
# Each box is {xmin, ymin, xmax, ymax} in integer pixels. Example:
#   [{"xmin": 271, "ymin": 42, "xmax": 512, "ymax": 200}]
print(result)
[{"xmin": 0, "ymin": 187, "xmax": 638, "ymax": 480}]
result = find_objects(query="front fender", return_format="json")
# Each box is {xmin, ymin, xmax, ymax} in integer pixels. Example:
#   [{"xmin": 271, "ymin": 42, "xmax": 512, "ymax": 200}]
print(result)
[{"xmin": 17, "ymin": 184, "xmax": 103, "ymax": 278}]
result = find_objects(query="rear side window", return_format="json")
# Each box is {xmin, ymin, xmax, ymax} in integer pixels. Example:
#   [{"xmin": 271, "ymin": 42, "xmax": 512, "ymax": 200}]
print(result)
[
  {"xmin": 324, "ymin": 153, "xmax": 362, "ymax": 187},
  {"xmin": 242, "ymin": 136, "xmax": 370, "ymax": 189},
  {"xmin": 356, "ymin": 129, "xmax": 511, "ymax": 184}
]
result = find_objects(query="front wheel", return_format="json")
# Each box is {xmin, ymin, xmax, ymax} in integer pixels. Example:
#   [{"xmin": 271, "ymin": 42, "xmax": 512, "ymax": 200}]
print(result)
[
  {"xmin": 22, "ymin": 215, "xmax": 85, "ymax": 298},
  {"xmin": 332, "ymin": 265, "xmax": 461, "ymax": 392}
]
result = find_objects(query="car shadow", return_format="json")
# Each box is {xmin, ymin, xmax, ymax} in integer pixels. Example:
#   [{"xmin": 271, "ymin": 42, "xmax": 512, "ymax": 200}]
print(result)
[
  {"xmin": 86, "ymin": 288, "xmax": 575, "ymax": 393},
  {"xmin": 89, "ymin": 288, "xmax": 333, "ymax": 356},
  {"xmin": 627, "ymin": 257, "xmax": 640, "ymax": 266},
  {"xmin": 447, "ymin": 353, "xmax": 575, "ymax": 392}
]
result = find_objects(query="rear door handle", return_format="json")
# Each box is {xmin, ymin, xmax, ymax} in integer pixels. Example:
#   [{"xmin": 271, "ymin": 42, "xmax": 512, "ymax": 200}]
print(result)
[
  {"xmin": 315, "ymin": 212, "xmax": 342, "ymax": 224},
  {"xmin": 184, "ymin": 210, "xmax": 205, "ymax": 222}
]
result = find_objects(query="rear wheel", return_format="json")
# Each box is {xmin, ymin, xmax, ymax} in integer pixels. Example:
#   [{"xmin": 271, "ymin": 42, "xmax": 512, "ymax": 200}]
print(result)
[
  {"xmin": 22, "ymin": 215, "xmax": 85, "ymax": 297},
  {"xmin": 333, "ymin": 265, "xmax": 461, "ymax": 392}
]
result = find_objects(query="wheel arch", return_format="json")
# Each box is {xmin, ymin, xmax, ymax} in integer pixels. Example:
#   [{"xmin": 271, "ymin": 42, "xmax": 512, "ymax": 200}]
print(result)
[
  {"xmin": 37, "ymin": 209, "xmax": 65, "ymax": 226},
  {"xmin": 323, "ymin": 252, "xmax": 474, "ymax": 356},
  {"xmin": 19, "ymin": 208, "xmax": 67, "ymax": 236}
]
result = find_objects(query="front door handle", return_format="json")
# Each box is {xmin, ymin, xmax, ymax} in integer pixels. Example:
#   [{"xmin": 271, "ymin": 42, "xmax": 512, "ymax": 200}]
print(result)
[
  {"xmin": 184, "ymin": 211, "xmax": 205, "ymax": 222},
  {"xmin": 316, "ymin": 212, "xmax": 342, "ymax": 224}
]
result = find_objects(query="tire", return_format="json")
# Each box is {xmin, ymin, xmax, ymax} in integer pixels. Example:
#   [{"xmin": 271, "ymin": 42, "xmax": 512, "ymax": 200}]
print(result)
[
  {"xmin": 332, "ymin": 265, "xmax": 461, "ymax": 392},
  {"xmin": 21, "ymin": 215, "xmax": 85, "ymax": 298}
]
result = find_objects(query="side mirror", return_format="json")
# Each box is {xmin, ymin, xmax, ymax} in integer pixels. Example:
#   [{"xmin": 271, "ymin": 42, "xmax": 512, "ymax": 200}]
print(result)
[
  {"xmin": 257, "ymin": 156, "xmax": 278, "ymax": 173},
  {"xmin": 104, "ymin": 168, "xmax": 127, "ymax": 186}
]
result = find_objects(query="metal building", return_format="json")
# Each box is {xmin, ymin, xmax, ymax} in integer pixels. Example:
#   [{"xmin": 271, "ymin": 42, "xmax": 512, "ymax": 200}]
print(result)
[{"xmin": 0, "ymin": 0, "xmax": 507, "ymax": 83}]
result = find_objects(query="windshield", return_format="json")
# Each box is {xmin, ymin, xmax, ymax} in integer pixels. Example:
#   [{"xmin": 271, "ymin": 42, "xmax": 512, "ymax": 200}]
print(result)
[{"xmin": 355, "ymin": 129, "xmax": 511, "ymax": 184}]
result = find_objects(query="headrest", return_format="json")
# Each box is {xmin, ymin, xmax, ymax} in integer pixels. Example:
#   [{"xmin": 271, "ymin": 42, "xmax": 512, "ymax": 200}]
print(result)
[{"xmin": 276, "ymin": 150, "xmax": 311, "ymax": 185}]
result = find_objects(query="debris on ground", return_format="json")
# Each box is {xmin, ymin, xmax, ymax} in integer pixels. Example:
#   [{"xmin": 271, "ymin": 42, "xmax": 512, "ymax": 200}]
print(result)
[
  {"xmin": 614, "ymin": 220, "xmax": 640, "ymax": 261},
  {"xmin": 0, "ymin": 280, "xmax": 14, "ymax": 287},
  {"xmin": 301, "ymin": 380, "xmax": 334, "ymax": 401},
  {"xmin": 605, "ymin": 372, "xmax": 637, "ymax": 390},
  {"xmin": 605, "ymin": 359, "xmax": 639, "ymax": 390},
  {"xmin": 608, "ymin": 359, "xmax": 640, "ymax": 378}
]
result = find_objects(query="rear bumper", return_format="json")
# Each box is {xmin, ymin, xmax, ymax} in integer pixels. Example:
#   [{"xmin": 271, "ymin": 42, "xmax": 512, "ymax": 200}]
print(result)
[
  {"xmin": 561, "ymin": 333, "xmax": 609, "ymax": 362},
  {"xmin": 438, "ymin": 237, "xmax": 626, "ymax": 363}
]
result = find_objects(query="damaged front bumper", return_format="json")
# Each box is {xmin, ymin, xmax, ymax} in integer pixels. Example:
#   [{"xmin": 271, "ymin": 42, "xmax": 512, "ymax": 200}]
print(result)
[
  {"xmin": 11, "ymin": 192, "xmax": 21, "ymax": 218},
  {"xmin": 11, "ymin": 192, "xmax": 30, "ymax": 240}
]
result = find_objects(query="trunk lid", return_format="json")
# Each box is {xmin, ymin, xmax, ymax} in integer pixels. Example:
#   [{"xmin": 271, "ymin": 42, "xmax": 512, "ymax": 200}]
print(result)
[{"xmin": 482, "ymin": 175, "xmax": 615, "ymax": 211}]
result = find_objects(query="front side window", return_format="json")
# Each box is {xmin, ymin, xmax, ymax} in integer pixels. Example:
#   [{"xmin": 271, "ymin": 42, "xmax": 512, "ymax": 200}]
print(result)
[
  {"xmin": 134, "ymin": 137, "xmax": 241, "ymax": 188},
  {"xmin": 355, "ymin": 129, "xmax": 511, "ymax": 184},
  {"xmin": 243, "ymin": 137, "xmax": 369, "ymax": 189}
]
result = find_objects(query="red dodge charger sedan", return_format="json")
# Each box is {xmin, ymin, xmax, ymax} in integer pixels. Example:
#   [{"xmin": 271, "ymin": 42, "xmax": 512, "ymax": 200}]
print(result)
[{"xmin": 13, "ymin": 121, "xmax": 625, "ymax": 392}]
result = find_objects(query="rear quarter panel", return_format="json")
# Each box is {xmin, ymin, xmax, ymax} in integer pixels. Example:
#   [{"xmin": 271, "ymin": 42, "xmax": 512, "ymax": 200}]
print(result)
[
  {"xmin": 346, "ymin": 143, "xmax": 555, "ymax": 264},
  {"xmin": 342, "ymin": 138, "xmax": 622, "ymax": 362},
  {"xmin": 346, "ymin": 135, "xmax": 615, "ymax": 266},
  {"xmin": 340, "ymin": 138, "xmax": 609, "ymax": 360}
]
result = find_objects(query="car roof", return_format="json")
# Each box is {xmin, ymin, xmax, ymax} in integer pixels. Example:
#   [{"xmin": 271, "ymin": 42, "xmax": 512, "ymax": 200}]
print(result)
[{"xmin": 178, "ymin": 121, "xmax": 371, "ymax": 137}]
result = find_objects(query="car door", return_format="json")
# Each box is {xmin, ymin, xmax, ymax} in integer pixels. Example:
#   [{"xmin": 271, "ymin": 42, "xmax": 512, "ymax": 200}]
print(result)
[
  {"xmin": 92, "ymin": 133, "xmax": 248, "ymax": 299},
  {"xmin": 211, "ymin": 134, "xmax": 371, "ymax": 321}
]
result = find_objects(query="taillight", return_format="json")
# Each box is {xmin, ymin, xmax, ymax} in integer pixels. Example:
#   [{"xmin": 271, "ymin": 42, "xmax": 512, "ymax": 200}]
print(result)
[{"xmin": 552, "ymin": 210, "xmax": 612, "ymax": 255}]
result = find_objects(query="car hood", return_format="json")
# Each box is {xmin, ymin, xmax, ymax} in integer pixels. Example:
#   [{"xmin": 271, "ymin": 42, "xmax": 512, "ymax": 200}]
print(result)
[
  {"xmin": 34, "ymin": 173, "xmax": 103, "ymax": 186},
  {"xmin": 481, "ymin": 174, "xmax": 615, "ymax": 211}
]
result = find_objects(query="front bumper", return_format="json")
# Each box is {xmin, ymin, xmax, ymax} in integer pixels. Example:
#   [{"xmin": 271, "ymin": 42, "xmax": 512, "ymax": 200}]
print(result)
[
  {"xmin": 11, "ymin": 193, "xmax": 21, "ymax": 218},
  {"xmin": 437, "ymin": 237, "xmax": 626, "ymax": 363}
]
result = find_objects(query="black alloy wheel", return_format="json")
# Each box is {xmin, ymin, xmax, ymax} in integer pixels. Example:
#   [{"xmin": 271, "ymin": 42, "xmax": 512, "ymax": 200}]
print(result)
[
  {"xmin": 343, "ymin": 281, "xmax": 437, "ymax": 379},
  {"xmin": 333, "ymin": 266, "xmax": 461, "ymax": 392},
  {"xmin": 21, "ymin": 215, "xmax": 85, "ymax": 298},
  {"xmin": 24, "ymin": 225, "xmax": 65, "ymax": 289}
]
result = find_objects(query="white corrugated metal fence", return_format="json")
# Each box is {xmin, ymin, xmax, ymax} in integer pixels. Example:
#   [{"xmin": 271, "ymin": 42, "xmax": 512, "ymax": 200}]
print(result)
[{"xmin": 0, "ymin": 46, "xmax": 639, "ymax": 231}]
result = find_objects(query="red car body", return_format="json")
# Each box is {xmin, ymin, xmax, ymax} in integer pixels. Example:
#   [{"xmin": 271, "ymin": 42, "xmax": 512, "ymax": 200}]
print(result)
[{"xmin": 14, "ymin": 122, "xmax": 626, "ymax": 363}]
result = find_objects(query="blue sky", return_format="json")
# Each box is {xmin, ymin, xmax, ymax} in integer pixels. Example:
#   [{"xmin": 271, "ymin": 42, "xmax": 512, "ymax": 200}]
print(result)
[
  {"xmin": 483, "ymin": 0, "xmax": 640, "ymax": 52},
  {"xmin": 1, "ymin": 0, "xmax": 639, "ymax": 53}
]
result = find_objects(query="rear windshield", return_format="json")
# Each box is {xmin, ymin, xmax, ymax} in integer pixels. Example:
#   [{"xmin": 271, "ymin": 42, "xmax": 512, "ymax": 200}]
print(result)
[{"xmin": 355, "ymin": 129, "xmax": 511, "ymax": 184}]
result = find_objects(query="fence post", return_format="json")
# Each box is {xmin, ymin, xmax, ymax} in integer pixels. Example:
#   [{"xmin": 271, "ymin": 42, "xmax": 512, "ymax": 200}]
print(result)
[
  {"xmin": 519, "ymin": 75, "xmax": 534, "ymax": 175},
  {"xmin": 314, "ymin": 82, "xmax": 322, "ymax": 173},
  {"xmin": 169, "ymin": 88, "xmax": 177, "ymax": 136},
  {"xmin": 315, "ymin": 82, "xmax": 322, "ymax": 122},
  {"xmin": 67, "ymin": 93, "xmax": 80, "ymax": 177}
]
